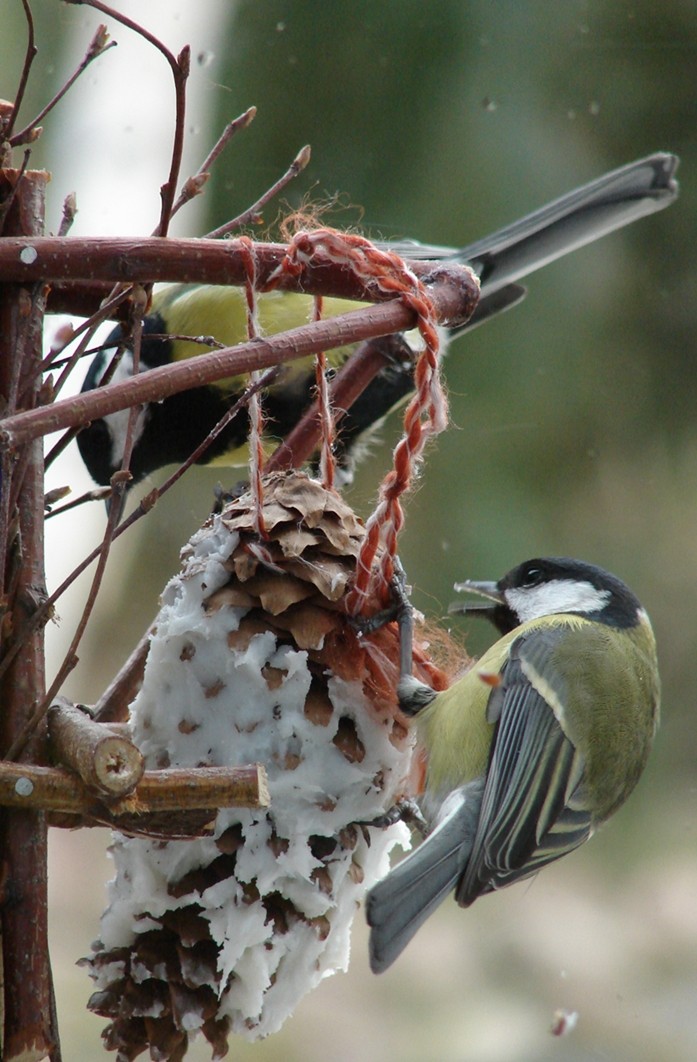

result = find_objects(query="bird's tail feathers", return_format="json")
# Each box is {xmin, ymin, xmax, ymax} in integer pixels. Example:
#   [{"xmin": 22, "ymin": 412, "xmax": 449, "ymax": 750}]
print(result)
[{"xmin": 366, "ymin": 781, "xmax": 483, "ymax": 973}]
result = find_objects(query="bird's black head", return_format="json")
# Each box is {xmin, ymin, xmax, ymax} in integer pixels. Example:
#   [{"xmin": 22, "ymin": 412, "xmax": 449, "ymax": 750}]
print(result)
[{"xmin": 452, "ymin": 556, "xmax": 643, "ymax": 634}]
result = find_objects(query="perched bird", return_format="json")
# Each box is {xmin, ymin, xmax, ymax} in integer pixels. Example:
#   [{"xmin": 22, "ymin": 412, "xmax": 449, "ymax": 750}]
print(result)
[
  {"xmin": 366, "ymin": 557, "xmax": 660, "ymax": 974},
  {"xmin": 77, "ymin": 154, "xmax": 678, "ymax": 488}
]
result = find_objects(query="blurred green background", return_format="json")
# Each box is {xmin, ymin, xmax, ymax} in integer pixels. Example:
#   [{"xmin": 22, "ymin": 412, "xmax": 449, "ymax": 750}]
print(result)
[{"xmin": 4, "ymin": 0, "xmax": 697, "ymax": 1058}]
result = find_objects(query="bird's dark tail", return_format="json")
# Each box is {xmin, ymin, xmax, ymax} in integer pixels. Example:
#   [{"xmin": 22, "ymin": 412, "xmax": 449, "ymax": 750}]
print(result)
[{"xmin": 366, "ymin": 779, "xmax": 484, "ymax": 973}]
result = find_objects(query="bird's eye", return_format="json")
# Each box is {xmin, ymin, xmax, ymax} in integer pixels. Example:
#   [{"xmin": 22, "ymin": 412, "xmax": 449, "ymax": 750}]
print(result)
[{"xmin": 522, "ymin": 567, "xmax": 543, "ymax": 587}]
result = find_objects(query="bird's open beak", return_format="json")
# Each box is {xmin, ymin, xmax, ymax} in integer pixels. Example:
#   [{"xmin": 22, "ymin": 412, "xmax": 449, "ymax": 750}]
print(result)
[{"xmin": 448, "ymin": 578, "xmax": 504, "ymax": 616}]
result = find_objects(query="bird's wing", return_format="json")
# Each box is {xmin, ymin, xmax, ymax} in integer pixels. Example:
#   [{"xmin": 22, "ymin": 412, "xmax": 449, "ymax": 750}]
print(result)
[{"xmin": 455, "ymin": 626, "xmax": 593, "ymax": 907}]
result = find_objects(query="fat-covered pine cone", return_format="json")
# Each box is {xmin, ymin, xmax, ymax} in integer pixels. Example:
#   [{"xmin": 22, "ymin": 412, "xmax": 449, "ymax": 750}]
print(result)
[{"xmin": 84, "ymin": 471, "xmax": 436, "ymax": 1060}]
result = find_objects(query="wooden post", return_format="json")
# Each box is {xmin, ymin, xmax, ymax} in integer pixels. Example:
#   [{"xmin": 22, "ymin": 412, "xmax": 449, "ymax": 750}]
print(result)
[{"xmin": 0, "ymin": 166, "xmax": 56, "ymax": 1061}]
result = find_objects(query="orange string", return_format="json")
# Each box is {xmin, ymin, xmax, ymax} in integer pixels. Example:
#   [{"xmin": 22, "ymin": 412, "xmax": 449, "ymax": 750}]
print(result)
[
  {"xmin": 239, "ymin": 236, "xmax": 267, "ymax": 539},
  {"xmin": 265, "ymin": 226, "xmax": 448, "ymax": 613},
  {"xmin": 311, "ymin": 295, "xmax": 337, "ymax": 489}
]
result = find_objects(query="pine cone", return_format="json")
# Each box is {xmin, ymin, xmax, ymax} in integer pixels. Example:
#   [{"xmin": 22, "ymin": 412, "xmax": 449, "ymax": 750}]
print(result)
[{"xmin": 84, "ymin": 471, "xmax": 426, "ymax": 1059}]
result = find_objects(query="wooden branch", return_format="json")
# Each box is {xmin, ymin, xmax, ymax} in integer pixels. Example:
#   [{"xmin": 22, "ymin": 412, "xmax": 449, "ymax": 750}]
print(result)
[
  {"xmin": 267, "ymin": 332, "xmax": 411, "ymax": 473},
  {"xmin": 47, "ymin": 698, "xmax": 144, "ymax": 797},
  {"xmin": 0, "ymin": 264, "xmax": 477, "ymax": 451},
  {"xmin": 0, "ymin": 165, "xmax": 55, "ymax": 1062},
  {"xmin": 0, "ymin": 761, "xmax": 269, "ymax": 828},
  {"xmin": 0, "ymin": 234, "xmax": 475, "ymax": 304},
  {"xmin": 92, "ymin": 627, "xmax": 152, "ymax": 723}
]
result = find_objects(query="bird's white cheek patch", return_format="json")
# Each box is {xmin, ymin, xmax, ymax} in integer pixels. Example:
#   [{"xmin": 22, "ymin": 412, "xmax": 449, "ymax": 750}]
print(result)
[
  {"xmin": 506, "ymin": 580, "xmax": 610, "ymax": 622},
  {"xmin": 99, "ymin": 349, "xmax": 149, "ymax": 467},
  {"xmin": 105, "ymin": 405, "xmax": 149, "ymax": 467}
]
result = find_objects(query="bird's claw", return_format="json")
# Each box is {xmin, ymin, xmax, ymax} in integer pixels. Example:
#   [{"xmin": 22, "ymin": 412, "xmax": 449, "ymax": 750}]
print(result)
[
  {"xmin": 349, "ymin": 556, "xmax": 412, "ymax": 636},
  {"xmin": 355, "ymin": 798, "xmax": 429, "ymax": 837}
]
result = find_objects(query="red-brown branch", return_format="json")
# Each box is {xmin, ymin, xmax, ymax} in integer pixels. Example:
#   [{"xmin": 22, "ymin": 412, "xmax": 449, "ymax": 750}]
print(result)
[
  {"xmin": 0, "ymin": 235, "xmax": 475, "ymax": 308},
  {"xmin": 0, "ymin": 166, "xmax": 56, "ymax": 1062},
  {"xmin": 0, "ymin": 262, "xmax": 477, "ymax": 451},
  {"xmin": 266, "ymin": 333, "xmax": 410, "ymax": 473}
]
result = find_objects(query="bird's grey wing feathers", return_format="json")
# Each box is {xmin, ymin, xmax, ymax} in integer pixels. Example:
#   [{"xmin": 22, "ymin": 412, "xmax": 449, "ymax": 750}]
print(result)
[
  {"xmin": 366, "ymin": 778, "xmax": 485, "ymax": 973},
  {"xmin": 456, "ymin": 628, "xmax": 592, "ymax": 906}
]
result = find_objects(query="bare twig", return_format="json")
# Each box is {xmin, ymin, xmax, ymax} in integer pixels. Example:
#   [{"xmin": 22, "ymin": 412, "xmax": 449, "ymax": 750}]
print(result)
[
  {"xmin": 0, "ymin": 148, "xmax": 31, "ymax": 234},
  {"xmin": 207, "ymin": 143, "xmax": 312, "ymax": 238},
  {"xmin": 57, "ymin": 192, "xmax": 77, "ymax": 237},
  {"xmin": 39, "ymin": 285, "xmax": 132, "ymax": 377},
  {"xmin": 267, "ymin": 333, "xmax": 412, "ymax": 473},
  {"xmin": 44, "ymin": 486, "xmax": 111, "ymax": 518},
  {"xmin": 169, "ymin": 106, "xmax": 257, "ymax": 220},
  {"xmin": 63, "ymin": 1, "xmax": 189, "ymax": 235},
  {"xmin": 156, "ymin": 44, "xmax": 189, "ymax": 236},
  {"xmin": 9, "ymin": 25, "xmax": 115, "ymax": 147},
  {"xmin": 1, "ymin": 0, "xmax": 37, "ymax": 145},
  {"xmin": 9, "ymin": 25, "xmax": 116, "ymax": 148},
  {"xmin": 92, "ymin": 626, "xmax": 153, "ymax": 723},
  {"xmin": 43, "ymin": 429, "xmax": 79, "ymax": 470}
]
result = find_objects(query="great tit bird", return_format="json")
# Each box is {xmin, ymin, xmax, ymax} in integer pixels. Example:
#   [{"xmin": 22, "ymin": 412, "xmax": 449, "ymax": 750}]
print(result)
[
  {"xmin": 366, "ymin": 557, "xmax": 660, "ymax": 974},
  {"xmin": 77, "ymin": 154, "xmax": 677, "ymax": 489}
]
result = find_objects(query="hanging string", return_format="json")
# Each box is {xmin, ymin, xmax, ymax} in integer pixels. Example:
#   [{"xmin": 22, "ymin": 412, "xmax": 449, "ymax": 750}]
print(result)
[
  {"xmin": 311, "ymin": 295, "xmax": 337, "ymax": 490},
  {"xmin": 266, "ymin": 227, "xmax": 447, "ymax": 614},
  {"xmin": 348, "ymin": 282, "xmax": 446, "ymax": 614},
  {"xmin": 238, "ymin": 235, "xmax": 267, "ymax": 539}
]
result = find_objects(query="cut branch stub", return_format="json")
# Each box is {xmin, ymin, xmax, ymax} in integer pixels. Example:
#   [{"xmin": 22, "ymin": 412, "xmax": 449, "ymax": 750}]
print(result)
[{"xmin": 48, "ymin": 697, "xmax": 144, "ymax": 797}]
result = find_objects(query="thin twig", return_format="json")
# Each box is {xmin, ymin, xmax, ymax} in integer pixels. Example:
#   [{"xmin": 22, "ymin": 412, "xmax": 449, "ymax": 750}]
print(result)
[
  {"xmin": 169, "ymin": 106, "xmax": 257, "ymax": 220},
  {"xmin": 25, "ymin": 290, "xmax": 129, "ymax": 415},
  {"xmin": 155, "ymin": 44, "xmax": 190, "ymax": 236},
  {"xmin": 0, "ymin": 149, "xmax": 31, "ymax": 233},
  {"xmin": 57, "ymin": 192, "xmax": 78, "ymax": 237},
  {"xmin": 67, "ymin": 0, "xmax": 189, "ymax": 236},
  {"xmin": 1, "ymin": 0, "xmax": 37, "ymax": 144},
  {"xmin": 9, "ymin": 26, "xmax": 116, "ymax": 148},
  {"xmin": 44, "ymin": 486, "xmax": 111, "ymax": 518},
  {"xmin": 43, "ymin": 428, "xmax": 80, "ymax": 470},
  {"xmin": 207, "ymin": 143, "xmax": 312, "ymax": 238},
  {"xmin": 92, "ymin": 626, "xmax": 152, "ymax": 722},
  {"xmin": 39, "ymin": 285, "xmax": 132, "ymax": 376}
]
